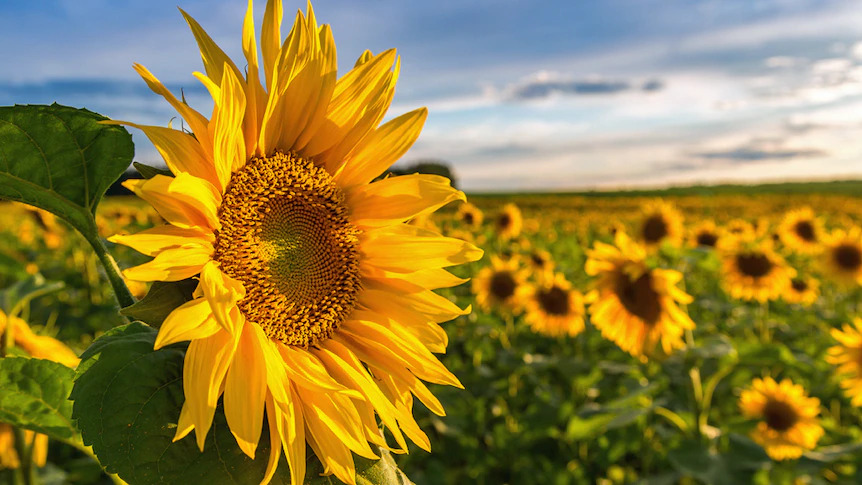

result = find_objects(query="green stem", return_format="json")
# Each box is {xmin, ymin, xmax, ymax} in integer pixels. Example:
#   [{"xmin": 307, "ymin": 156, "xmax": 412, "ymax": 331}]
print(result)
[
  {"xmin": 81, "ymin": 222, "xmax": 135, "ymax": 309},
  {"xmin": 12, "ymin": 427, "xmax": 35, "ymax": 485}
]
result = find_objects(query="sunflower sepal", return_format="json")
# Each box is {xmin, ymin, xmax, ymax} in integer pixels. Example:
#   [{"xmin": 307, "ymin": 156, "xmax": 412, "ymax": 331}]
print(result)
[
  {"xmin": 134, "ymin": 161, "xmax": 175, "ymax": 179},
  {"xmin": 119, "ymin": 279, "xmax": 198, "ymax": 327}
]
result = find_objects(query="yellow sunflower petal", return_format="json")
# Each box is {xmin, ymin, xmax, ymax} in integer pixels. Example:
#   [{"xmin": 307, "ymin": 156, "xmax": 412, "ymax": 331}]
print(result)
[
  {"xmin": 348, "ymin": 174, "xmax": 465, "ymax": 228},
  {"xmin": 154, "ymin": 298, "xmax": 221, "ymax": 349},
  {"xmin": 224, "ymin": 324, "xmax": 267, "ymax": 459}
]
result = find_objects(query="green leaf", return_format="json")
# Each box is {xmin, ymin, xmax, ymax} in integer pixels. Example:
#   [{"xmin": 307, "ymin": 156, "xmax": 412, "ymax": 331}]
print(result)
[
  {"xmin": 0, "ymin": 357, "xmax": 78, "ymax": 443},
  {"xmin": 0, "ymin": 272, "xmax": 64, "ymax": 315},
  {"xmin": 72, "ymin": 322, "xmax": 410, "ymax": 485},
  {"xmin": 133, "ymin": 161, "xmax": 172, "ymax": 179},
  {"xmin": 120, "ymin": 279, "xmax": 197, "ymax": 327},
  {"xmin": 0, "ymin": 104, "xmax": 133, "ymax": 236}
]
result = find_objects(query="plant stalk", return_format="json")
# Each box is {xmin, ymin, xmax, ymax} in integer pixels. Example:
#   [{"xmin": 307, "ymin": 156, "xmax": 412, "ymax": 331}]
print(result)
[{"xmin": 81, "ymin": 220, "xmax": 135, "ymax": 309}]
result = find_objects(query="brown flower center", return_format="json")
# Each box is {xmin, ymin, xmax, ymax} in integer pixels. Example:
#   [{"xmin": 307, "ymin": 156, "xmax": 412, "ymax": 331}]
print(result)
[
  {"xmin": 490, "ymin": 271, "xmax": 517, "ymax": 301},
  {"xmin": 696, "ymin": 231, "xmax": 718, "ymax": 247},
  {"xmin": 615, "ymin": 271, "xmax": 661, "ymax": 324},
  {"xmin": 462, "ymin": 212, "xmax": 475, "ymax": 225},
  {"xmin": 537, "ymin": 286, "xmax": 570, "ymax": 316},
  {"xmin": 214, "ymin": 152, "xmax": 361, "ymax": 348},
  {"xmin": 496, "ymin": 213, "xmax": 512, "ymax": 231},
  {"xmin": 790, "ymin": 278, "xmax": 808, "ymax": 292},
  {"xmin": 642, "ymin": 215, "xmax": 668, "ymax": 243},
  {"xmin": 762, "ymin": 399, "xmax": 798, "ymax": 432},
  {"xmin": 794, "ymin": 220, "xmax": 816, "ymax": 242},
  {"xmin": 834, "ymin": 243, "xmax": 862, "ymax": 271},
  {"xmin": 735, "ymin": 252, "xmax": 773, "ymax": 278}
]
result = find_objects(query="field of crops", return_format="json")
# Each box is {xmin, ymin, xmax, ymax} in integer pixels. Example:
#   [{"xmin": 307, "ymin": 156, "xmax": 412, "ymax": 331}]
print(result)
[{"xmin": 4, "ymin": 185, "xmax": 862, "ymax": 484}]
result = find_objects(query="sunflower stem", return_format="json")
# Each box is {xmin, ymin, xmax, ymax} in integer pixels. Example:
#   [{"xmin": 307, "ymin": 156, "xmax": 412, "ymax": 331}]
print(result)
[
  {"xmin": 757, "ymin": 300, "xmax": 770, "ymax": 343},
  {"xmin": 81, "ymin": 221, "xmax": 135, "ymax": 310},
  {"xmin": 11, "ymin": 427, "xmax": 35, "ymax": 485}
]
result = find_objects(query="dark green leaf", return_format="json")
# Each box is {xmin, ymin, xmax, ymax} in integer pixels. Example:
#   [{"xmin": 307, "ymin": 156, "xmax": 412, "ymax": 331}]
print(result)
[
  {"xmin": 133, "ymin": 161, "xmax": 172, "ymax": 179},
  {"xmin": 120, "ymin": 279, "xmax": 197, "ymax": 327},
  {"xmin": 0, "ymin": 357, "xmax": 78, "ymax": 443},
  {"xmin": 0, "ymin": 104, "xmax": 133, "ymax": 236}
]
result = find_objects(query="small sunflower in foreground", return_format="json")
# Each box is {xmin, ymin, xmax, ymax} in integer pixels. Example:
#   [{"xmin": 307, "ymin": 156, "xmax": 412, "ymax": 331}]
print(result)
[
  {"xmin": 782, "ymin": 276, "xmax": 819, "ymax": 306},
  {"xmin": 584, "ymin": 232, "xmax": 695, "ymax": 360},
  {"xmin": 524, "ymin": 272, "xmax": 585, "ymax": 338},
  {"xmin": 688, "ymin": 220, "xmax": 721, "ymax": 249},
  {"xmin": 108, "ymin": 2, "xmax": 482, "ymax": 483},
  {"xmin": 821, "ymin": 228, "xmax": 862, "ymax": 286},
  {"xmin": 827, "ymin": 318, "xmax": 862, "ymax": 406},
  {"xmin": 739, "ymin": 377, "xmax": 823, "ymax": 461},
  {"xmin": 456, "ymin": 202, "xmax": 483, "ymax": 229},
  {"xmin": 473, "ymin": 256, "xmax": 529, "ymax": 314},
  {"xmin": 778, "ymin": 208, "xmax": 823, "ymax": 254},
  {"xmin": 494, "ymin": 203, "xmax": 523, "ymax": 240},
  {"xmin": 720, "ymin": 238, "xmax": 794, "ymax": 302},
  {"xmin": 637, "ymin": 200, "xmax": 684, "ymax": 249}
]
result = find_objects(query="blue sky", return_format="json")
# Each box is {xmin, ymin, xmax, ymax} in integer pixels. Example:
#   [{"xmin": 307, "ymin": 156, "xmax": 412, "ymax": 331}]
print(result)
[{"xmin": 3, "ymin": 0, "xmax": 862, "ymax": 191}]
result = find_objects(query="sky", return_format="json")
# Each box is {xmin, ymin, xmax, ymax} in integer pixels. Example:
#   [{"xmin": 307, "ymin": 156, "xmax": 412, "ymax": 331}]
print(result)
[{"xmin": 2, "ymin": 0, "xmax": 862, "ymax": 191}]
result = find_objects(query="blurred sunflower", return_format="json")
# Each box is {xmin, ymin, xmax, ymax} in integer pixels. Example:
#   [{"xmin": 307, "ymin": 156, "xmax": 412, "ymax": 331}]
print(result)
[
  {"xmin": 456, "ymin": 202, "xmax": 483, "ymax": 229},
  {"xmin": 637, "ymin": 200, "xmax": 683, "ymax": 249},
  {"xmin": 821, "ymin": 228, "xmax": 862, "ymax": 286},
  {"xmin": 0, "ymin": 311, "xmax": 79, "ymax": 470},
  {"xmin": 494, "ymin": 203, "xmax": 523, "ymax": 240},
  {"xmin": 527, "ymin": 249, "xmax": 554, "ymax": 272},
  {"xmin": 108, "ymin": 2, "xmax": 482, "ymax": 483},
  {"xmin": 584, "ymin": 232, "xmax": 695, "ymax": 360},
  {"xmin": 826, "ymin": 318, "xmax": 862, "ymax": 406},
  {"xmin": 720, "ymin": 238, "xmax": 794, "ymax": 302},
  {"xmin": 782, "ymin": 276, "xmax": 819, "ymax": 306},
  {"xmin": 778, "ymin": 208, "xmax": 822, "ymax": 254},
  {"xmin": 524, "ymin": 272, "xmax": 585, "ymax": 337},
  {"xmin": 473, "ymin": 256, "xmax": 529, "ymax": 314},
  {"xmin": 739, "ymin": 377, "xmax": 823, "ymax": 460},
  {"xmin": 724, "ymin": 218, "xmax": 756, "ymax": 240},
  {"xmin": 688, "ymin": 220, "xmax": 721, "ymax": 249}
]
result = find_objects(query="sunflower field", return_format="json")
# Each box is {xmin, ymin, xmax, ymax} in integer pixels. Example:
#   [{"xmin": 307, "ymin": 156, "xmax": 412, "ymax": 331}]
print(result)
[{"xmin": 3, "ymin": 2, "xmax": 862, "ymax": 485}]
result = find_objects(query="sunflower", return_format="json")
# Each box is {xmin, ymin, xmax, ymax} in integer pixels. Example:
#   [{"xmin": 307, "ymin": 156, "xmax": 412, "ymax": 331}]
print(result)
[
  {"xmin": 107, "ymin": 3, "xmax": 482, "ymax": 483},
  {"xmin": 821, "ymin": 228, "xmax": 862, "ymax": 286},
  {"xmin": 739, "ymin": 377, "xmax": 823, "ymax": 460},
  {"xmin": 688, "ymin": 220, "xmax": 721, "ymax": 249},
  {"xmin": 524, "ymin": 272, "xmax": 585, "ymax": 337},
  {"xmin": 782, "ymin": 276, "xmax": 819, "ymax": 306},
  {"xmin": 724, "ymin": 218, "xmax": 756, "ymax": 240},
  {"xmin": 527, "ymin": 249, "xmax": 554, "ymax": 272},
  {"xmin": 494, "ymin": 203, "xmax": 523, "ymax": 240},
  {"xmin": 584, "ymin": 232, "xmax": 695, "ymax": 360},
  {"xmin": 456, "ymin": 202, "xmax": 483, "ymax": 229},
  {"xmin": 0, "ymin": 311, "xmax": 79, "ymax": 469},
  {"xmin": 778, "ymin": 208, "xmax": 823, "ymax": 254},
  {"xmin": 637, "ymin": 200, "xmax": 683, "ymax": 249},
  {"xmin": 720, "ymin": 238, "xmax": 794, "ymax": 302},
  {"xmin": 472, "ymin": 256, "xmax": 529, "ymax": 314},
  {"xmin": 827, "ymin": 318, "xmax": 862, "ymax": 406}
]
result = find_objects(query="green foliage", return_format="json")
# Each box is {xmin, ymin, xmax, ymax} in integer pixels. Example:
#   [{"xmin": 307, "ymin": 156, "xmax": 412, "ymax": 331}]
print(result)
[
  {"xmin": 0, "ymin": 272, "xmax": 64, "ymax": 315},
  {"xmin": 0, "ymin": 357, "xmax": 78, "ymax": 443},
  {"xmin": 0, "ymin": 104, "xmax": 133, "ymax": 236}
]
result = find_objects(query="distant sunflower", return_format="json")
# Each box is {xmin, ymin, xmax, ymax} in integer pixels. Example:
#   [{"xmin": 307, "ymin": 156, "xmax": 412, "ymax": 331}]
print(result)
[
  {"xmin": 821, "ymin": 228, "xmax": 862, "ymax": 286},
  {"xmin": 827, "ymin": 318, "xmax": 862, "ymax": 406},
  {"xmin": 494, "ymin": 203, "xmax": 523, "ymax": 240},
  {"xmin": 688, "ymin": 220, "xmax": 721, "ymax": 249},
  {"xmin": 456, "ymin": 202, "xmax": 483, "ymax": 229},
  {"xmin": 778, "ymin": 208, "xmax": 822, "ymax": 254},
  {"xmin": 585, "ymin": 232, "xmax": 695, "ymax": 359},
  {"xmin": 108, "ymin": 3, "xmax": 482, "ymax": 483},
  {"xmin": 725, "ymin": 219, "xmax": 756, "ymax": 240},
  {"xmin": 473, "ymin": 256, "xmax": 529, "ymax": 314},
  {"xmin": 524, "ymin": 272, "xmax": 585, "ymax": 337},
  {"xmin": 637, "ymin": 200, "xmax": 683, "ymax": 248},
  {"xmin": 782, "ymin": 276, "xmax": 819, "ymax": 306},
  {"xmin": 528, "ymin": 249, "xmax": 554, "ymax": 272},
  {"xmin": 721, "ymin": 239, "xmax": 794, "ymax": 302},
  {"xmin": 739, "ymin": 377, "xmax": 823, "ymax": 461},
  {"xmin": 0, "ymin": 424, "xmax": 48, "ymax": 470}
]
